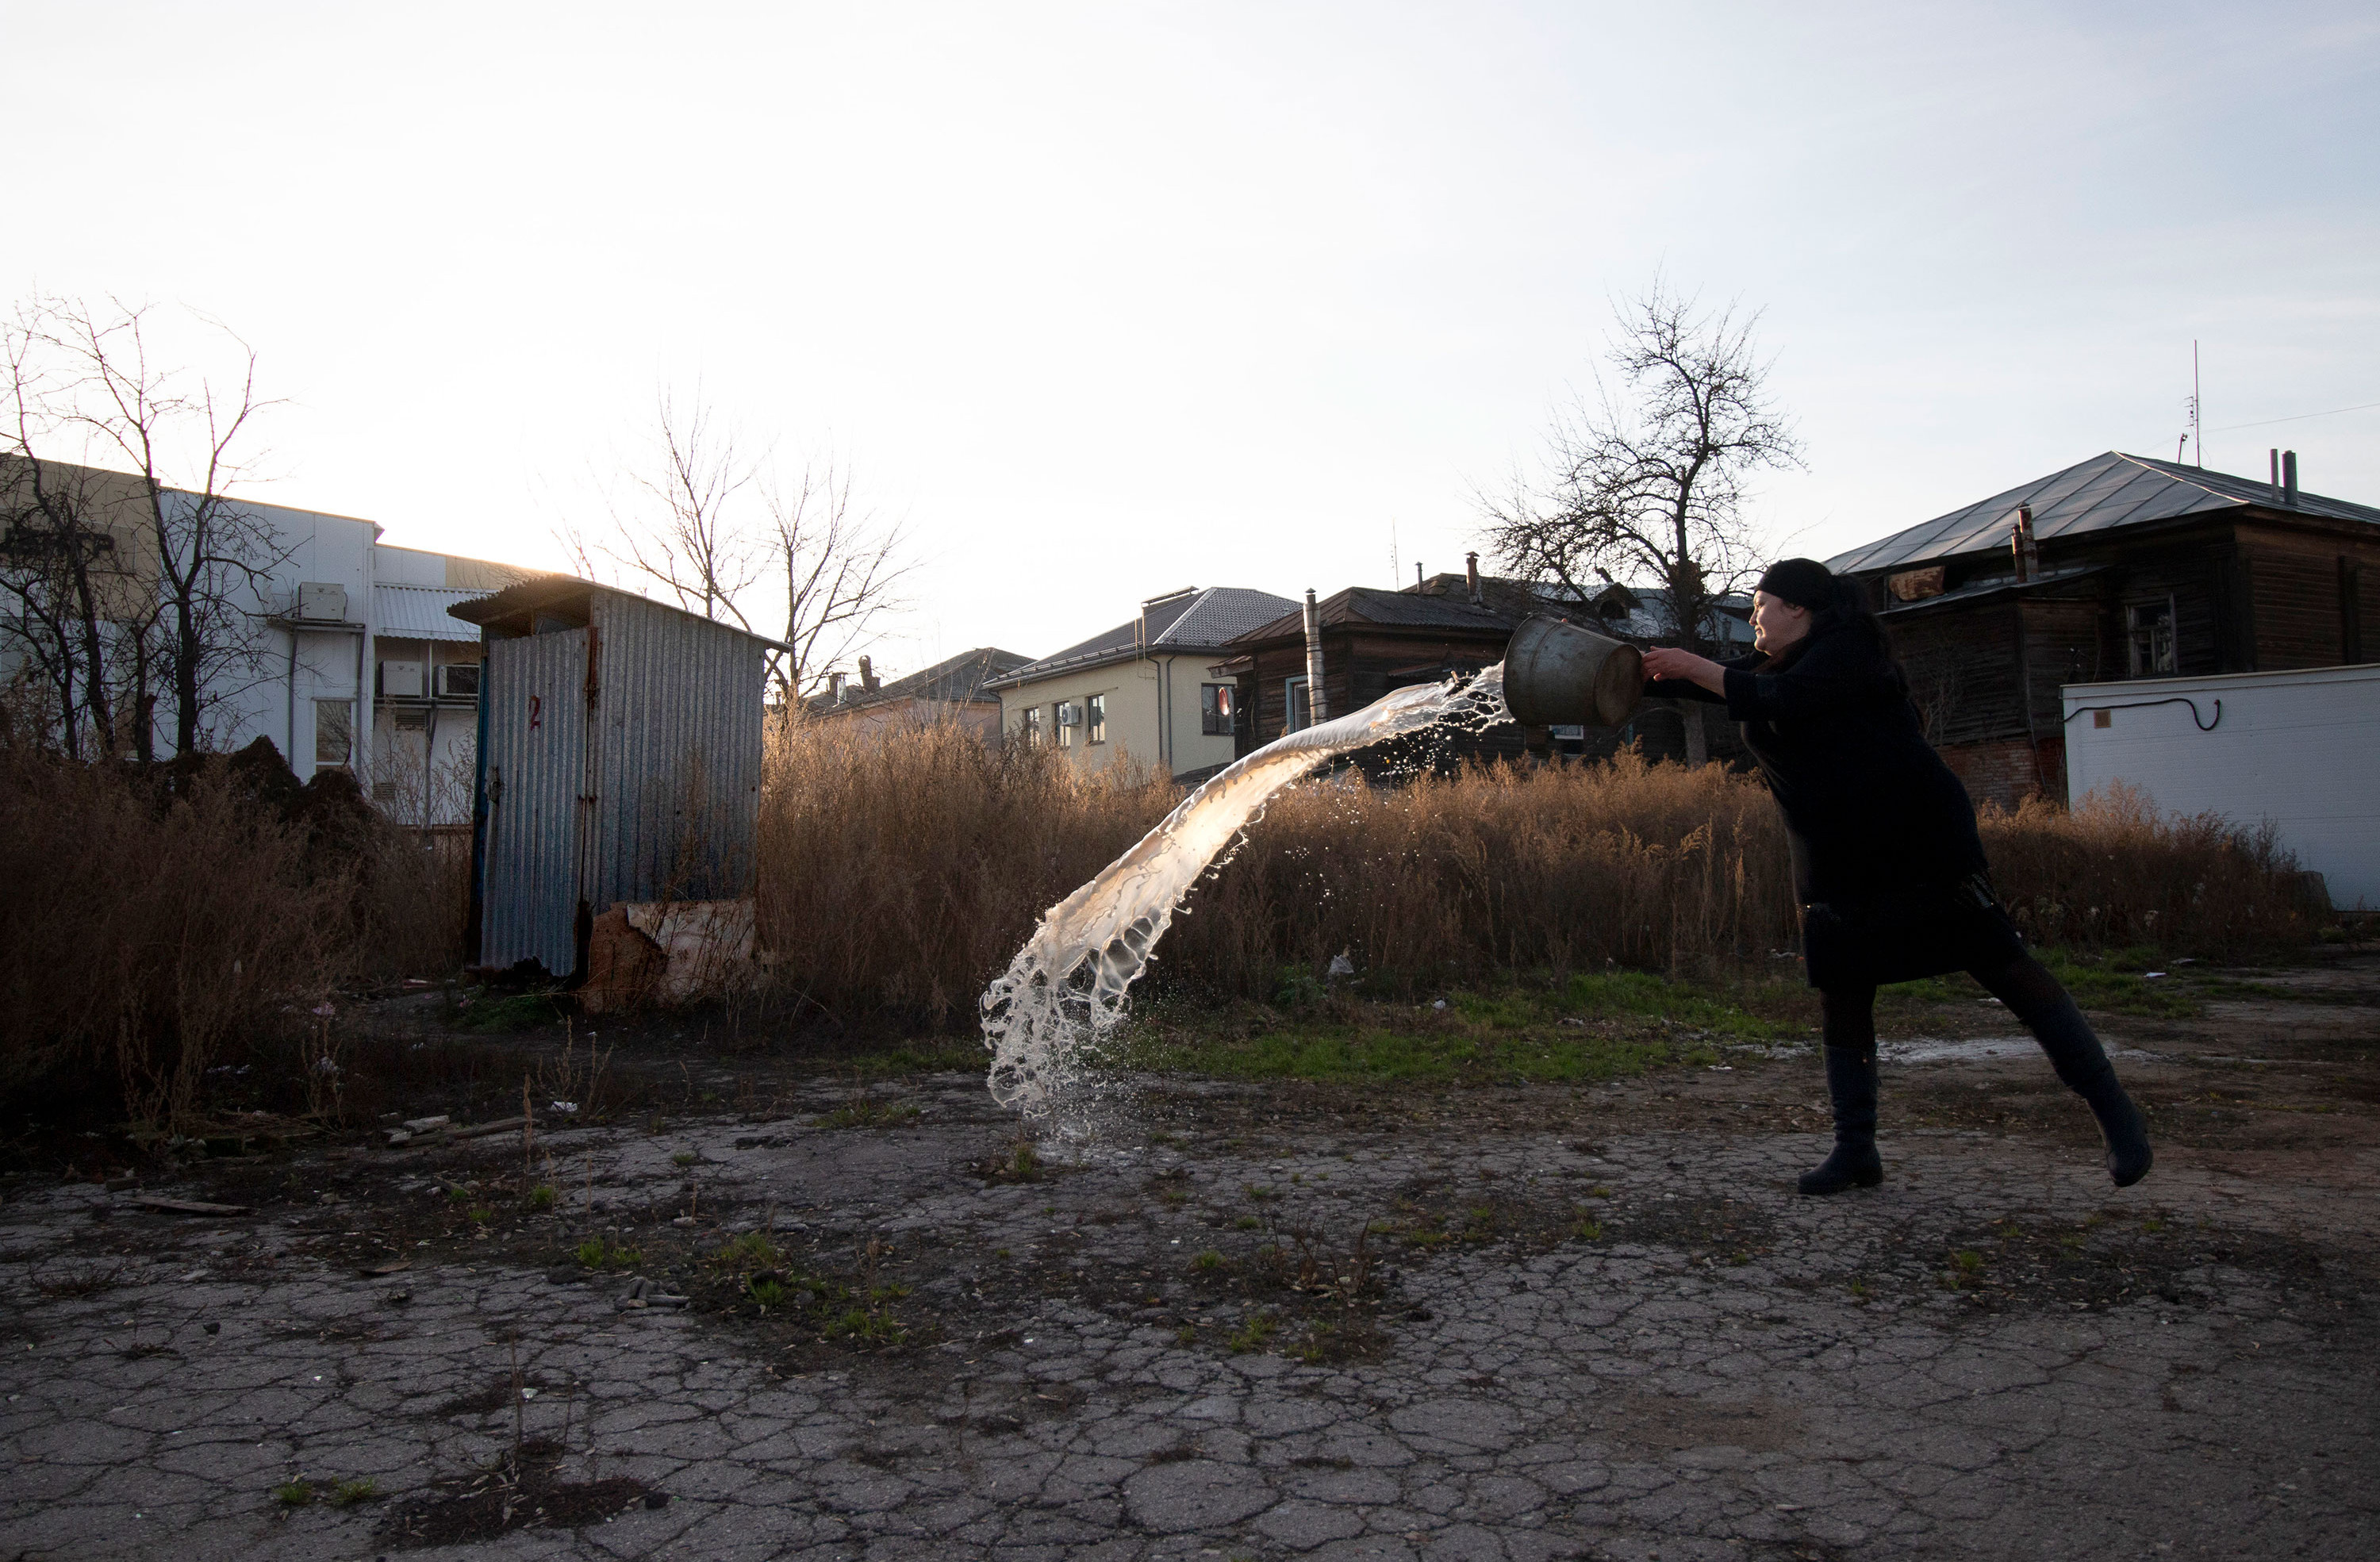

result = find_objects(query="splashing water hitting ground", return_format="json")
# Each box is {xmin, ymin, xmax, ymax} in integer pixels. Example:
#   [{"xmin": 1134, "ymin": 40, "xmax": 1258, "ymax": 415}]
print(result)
[{"xmin": 981, "ymin": 664, "xmax": 1511, "ymax": 1120}]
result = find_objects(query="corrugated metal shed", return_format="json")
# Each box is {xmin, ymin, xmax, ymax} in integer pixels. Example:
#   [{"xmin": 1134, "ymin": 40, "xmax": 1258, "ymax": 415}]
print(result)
[
  {"xmin": 450, "ymin": 578, "xmax": 775, "ymax": 979},
  {"xmin": 1825, "ymin": 450, "xmax": 2380, "ymax": 576}
]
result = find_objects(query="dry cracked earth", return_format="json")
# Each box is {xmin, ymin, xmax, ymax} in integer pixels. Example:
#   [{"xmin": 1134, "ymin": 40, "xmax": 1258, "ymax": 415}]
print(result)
[{"xmin": 5, "ymin": 957, "xmax": 2378, "ymax": 1562}]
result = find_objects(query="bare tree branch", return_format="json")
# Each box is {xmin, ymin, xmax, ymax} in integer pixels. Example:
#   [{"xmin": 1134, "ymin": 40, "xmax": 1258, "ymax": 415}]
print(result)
[
  {"xmin": 565, "ymin": 387, "xmax": 915, "ymax": 704},
  {"xmin": 3, "ymin": 296, "xmax": 285, "ymax": 758},
  {"xmin": 1482, "ymin": 279, "xmax": 1802, "ymax": 654}
]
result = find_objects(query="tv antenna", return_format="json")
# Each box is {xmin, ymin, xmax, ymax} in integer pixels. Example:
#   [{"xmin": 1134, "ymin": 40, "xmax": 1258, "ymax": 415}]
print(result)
[{"xmin": 2182, "ymin": 340, "xmax": 2203, "ymax": 467}]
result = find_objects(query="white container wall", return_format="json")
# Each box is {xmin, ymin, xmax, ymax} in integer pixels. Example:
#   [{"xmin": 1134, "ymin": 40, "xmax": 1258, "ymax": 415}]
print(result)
[{"xmin": 2063, "ymin": 664, "xmax": 2380, "ymax": 910}]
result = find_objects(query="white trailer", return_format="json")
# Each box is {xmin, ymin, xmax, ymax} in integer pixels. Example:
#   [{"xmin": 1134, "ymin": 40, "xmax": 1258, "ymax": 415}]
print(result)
[{"xmin": 2062, "ymin": 664, "xmax": 2380, "ymax": 910}]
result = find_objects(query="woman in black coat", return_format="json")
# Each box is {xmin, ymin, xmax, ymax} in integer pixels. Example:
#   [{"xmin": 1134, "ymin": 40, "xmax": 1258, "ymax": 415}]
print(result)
[{"xmin": 1639, "ymin": 558, "xmax": 2153, "ymax": 1194}]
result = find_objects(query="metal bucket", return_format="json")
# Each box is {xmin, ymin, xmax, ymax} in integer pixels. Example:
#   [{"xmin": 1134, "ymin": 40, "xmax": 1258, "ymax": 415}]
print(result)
[{"xmin": 1503, "ymin": 615, "xmax": 1645, "ymax": 728}]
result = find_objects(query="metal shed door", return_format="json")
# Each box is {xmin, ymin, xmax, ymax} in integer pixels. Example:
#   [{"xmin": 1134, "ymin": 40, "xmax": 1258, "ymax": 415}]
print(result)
[{"xmin": 478, "ymin": 630, "xmax": 590, "ymax": 976}]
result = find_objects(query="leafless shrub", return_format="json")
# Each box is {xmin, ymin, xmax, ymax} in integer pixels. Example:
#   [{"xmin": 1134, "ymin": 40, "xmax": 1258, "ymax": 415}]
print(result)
[
  {"xmin": 1981, "ymin": 782, "xmax": 2323, "ymax": 958},
  {"xmin": 755, "ymin": 715, "xmax": 1174, "ymax": 1025},
  {"xmin": 754, "ymin": 723, "xmax": 2322, "ymax": 1023},
  {"xmin": 0, "ymin": 730, "xmax": 348, "ymax": 1127}
]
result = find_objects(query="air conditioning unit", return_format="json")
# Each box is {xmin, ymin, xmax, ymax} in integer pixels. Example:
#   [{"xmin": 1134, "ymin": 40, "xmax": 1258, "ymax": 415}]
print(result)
[
  {"xmin": 1057, "ymin": 702, "xmax": 1081, "ymax": 727},
  {"xmin": 434, "ymin": 663, "xmax": 482, "ymax": 700},
  {"xmin": 295, "ymin": 581, "xmax": 347, "ymax": 622},
  {"xmin": 377, "ymin": 660, "xmax": 425, "ymax": 699}
]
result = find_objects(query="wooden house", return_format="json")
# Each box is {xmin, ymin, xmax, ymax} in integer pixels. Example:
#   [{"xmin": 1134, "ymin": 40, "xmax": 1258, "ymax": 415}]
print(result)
[
  {"xmin": 1210, "ymin": 568, "xmax": 1551, "ymax": 771},
  {"xmin": 1826, "ymin": 450, "xmax": 2380, "ymax": 808}
]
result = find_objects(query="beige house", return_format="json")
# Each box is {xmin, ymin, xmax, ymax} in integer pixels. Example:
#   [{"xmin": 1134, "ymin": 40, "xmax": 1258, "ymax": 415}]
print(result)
[{"xmin": 987, "ymin": 585, "xmax": 1296, "ymax": 782}]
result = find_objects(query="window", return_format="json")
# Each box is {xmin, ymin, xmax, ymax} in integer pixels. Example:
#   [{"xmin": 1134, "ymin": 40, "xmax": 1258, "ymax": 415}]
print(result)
[
  {"xmin": 1056, "ymin": 702, "xmax": 1073, "ymax": 748},
  {"xmin": 1284, "ymin": 675, "xmax": 1311, "ymax": 733},
  {"xmin": 314, "ymin": 698, "xmax": 354, "ymax": 768},
  {"xmin": 1086, "ymin": 693, "xmax": 1107, "ymax": 745},
  {"xmin": 2125, "ymin": 600, "xmax": 2176, "ymax": 677},
  {"xmin": 1022, "ymin": 705, "xmax": 1043, "ymax": 746},
  {"xmin": 1201, "ymin": 683, "xmax": 1235, "ymax": 737}
]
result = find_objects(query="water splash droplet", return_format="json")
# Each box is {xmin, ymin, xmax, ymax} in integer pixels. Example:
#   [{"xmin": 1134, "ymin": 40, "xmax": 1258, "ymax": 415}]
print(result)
[{"xmin": 981, "ymin": 665, "xmax": 1510, "ymax": 1119}]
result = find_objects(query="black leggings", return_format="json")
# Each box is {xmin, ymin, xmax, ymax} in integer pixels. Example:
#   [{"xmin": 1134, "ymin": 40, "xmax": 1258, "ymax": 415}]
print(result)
[{"xmin": 1819, "ymin": 954, "xmax": 2085, "ymax": 1063}]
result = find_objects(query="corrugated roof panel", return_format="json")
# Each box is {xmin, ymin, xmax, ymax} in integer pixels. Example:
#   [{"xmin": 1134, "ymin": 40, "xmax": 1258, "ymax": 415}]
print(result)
[
  {"xmin": 376, "ymin": 584, "xmax": 486, "ymax": 643},
  {"xmin": 1826, "ymin": 451, "xmax": 2380, "ymax": 575}
]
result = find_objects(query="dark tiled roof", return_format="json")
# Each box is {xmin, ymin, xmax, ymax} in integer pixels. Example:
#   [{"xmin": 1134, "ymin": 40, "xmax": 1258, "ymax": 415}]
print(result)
[
  {"xmin": 988, "ymin": 587, "xmax": 1299, "ymax": 686},
  {"xmin": 1233, "ymin": 578, "xmax": 1568, "ymax": 644},
  {"xmin": 1825, "ymin": 451, "xmax": 2380, "ymax": 576},
  {"xmin": 812, "ymin": 647, "xmax": 1033, "ymax": 715}
]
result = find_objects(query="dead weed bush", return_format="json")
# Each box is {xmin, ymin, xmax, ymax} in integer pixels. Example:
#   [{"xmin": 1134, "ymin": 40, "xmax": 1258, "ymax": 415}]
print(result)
[
  {"xmin": 757, "ymin": 722, "xmax": 2324, "ymax": 1019},
  {"xmin": 0, "ymin": 731, "xmax": 470, "ymax": 1129},
  {"xmin": 1982, "ymin": 782, "xmax": 2321, "ymax": 958},
  {"xmin": 756, "ymin": 717, "xmax": 1174, "ymax": 1024}
]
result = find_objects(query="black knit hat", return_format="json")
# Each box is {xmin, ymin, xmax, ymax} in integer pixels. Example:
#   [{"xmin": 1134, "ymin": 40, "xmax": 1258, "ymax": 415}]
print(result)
[{"xmin": 1755, "ymin": 557, "xmax": 1834, "ymax": 610}]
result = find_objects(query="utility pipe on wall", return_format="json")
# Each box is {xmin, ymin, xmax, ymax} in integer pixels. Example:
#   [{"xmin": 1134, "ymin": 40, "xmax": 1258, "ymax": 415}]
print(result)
[{"xmin": 1302, "ymin": 589, "xmax": 1328, "ymax": 727}]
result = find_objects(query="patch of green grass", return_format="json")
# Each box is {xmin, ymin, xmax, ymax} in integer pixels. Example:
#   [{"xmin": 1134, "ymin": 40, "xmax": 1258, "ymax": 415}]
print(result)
[
  {"xmin": 1554, "ymin": 971, "xmax": 1804, "ymax": 1040},
  {"xmin": 671, "ymin": 1151, "xmax": 698, "ymax": 1168},
  {"xmin": 816, "ymin": 1100, "xmax": 923, "ymax": 1130},
  {"xmin": 708, "ymin": 1232, "xmax": 781, "ymax": 1271},
  {"xmin": 1190, "ymin": 1248, "xmax": 1229, "ymax": 1273},
  {"xmin": 1942, "ymin": 1249, "xmax": 1987, "ymax": 1290},
  {"xmin": 329, "ymin": 1479, "xmax": 378, "ymax": 1507},
  {"xmin": 2033, "ymin": 949, "xmax": 2202, "ymax": 1018},
  {"xmin": 273, "ymin": 1479, "xmax": 314, "ymax": 1507},
  {"xmin": 822, "ymin": 1305, "xmax": 908, "ymax": 1345},
  {"xmin": 527, "ymin": 1184, "xmax": 556, "ymax": 1211},
  {"xmin": 748, "ymin": 1279, "xmax": 789, "ymax": 1309},
  {"xmin": 1127, "ymin": 1024, "xmax": 1682, "ymax": 1085},
  {"xmin": 1227, "ymin": 1311, "xmax": 1278, "ymax": 1353},
  {"xmin": 1568, "ymin": 1211, "xmax": 1604, "ymax": 1241},
  {"xmin": 465, "ymin": 1204, "xmax": 496, "ymax": 1226},
  {"xmin": 458, "ymin": 991, "xmax": 565, "ymax": 1034},
  {"xmin": 574, "ymin": 1237, "xmax": 642, "ymax": 1271},
  {"xmin": 1121, "ymin": 969, "xmax": 1803, "ymax": 1086}
]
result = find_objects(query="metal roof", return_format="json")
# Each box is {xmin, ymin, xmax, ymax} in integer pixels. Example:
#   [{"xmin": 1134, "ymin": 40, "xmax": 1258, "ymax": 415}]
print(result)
[
  {"xmin": 810, "ymin": 647, "xmax": 1034, "ymax": 714},
  {"xmin": 374, "ymin": 584, "xmax": 487, "ymax": 643},
  {"xmin": 988, "ymin": 586, "xmax": 1298, "ymax": 687},
  {"xmin": 1235, "ymin": 578, "xmax": 1580, "ymax": 643},
  {"xmin": 1825, "ymin": 451, "xmax": 2380, "ymax": 577}
]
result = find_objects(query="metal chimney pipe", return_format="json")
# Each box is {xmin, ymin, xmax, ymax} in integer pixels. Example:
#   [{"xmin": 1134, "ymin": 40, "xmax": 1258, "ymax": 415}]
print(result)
[
  {"xmin": 2283, "ymin": 450, "xmax": 2299, "ymax": 507},
  {"xmin": 2271, "ymin": 448, "xmax": 2282, "ymax": 504},
  {"xmin": 1464, "ymin": 551, "xmax": 1482, "ymax": 604},
  {"xmin": 1301, "ymin": 589, "xmax": 1328, "ymax": 727}
]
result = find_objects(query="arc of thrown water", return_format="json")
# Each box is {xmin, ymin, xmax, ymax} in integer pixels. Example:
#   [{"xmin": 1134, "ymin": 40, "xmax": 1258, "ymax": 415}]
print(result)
[{"xmin": 981, "ymin": 664, "xmax": 1509, "ymax": 1115}]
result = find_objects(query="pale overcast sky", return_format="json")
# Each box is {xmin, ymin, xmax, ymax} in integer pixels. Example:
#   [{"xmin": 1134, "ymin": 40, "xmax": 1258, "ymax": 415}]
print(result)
[{"xmin": 10, "ymin": 1, "xmax": 2377, "ymax": 674}]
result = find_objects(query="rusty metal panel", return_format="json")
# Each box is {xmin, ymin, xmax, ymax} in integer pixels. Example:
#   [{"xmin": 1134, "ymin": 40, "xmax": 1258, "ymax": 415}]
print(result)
[
  {"xmin": 587, "ymin": 592, "xmax": 763, "ymax": 909},
  {"xmin": 477, "ymin": 627, "xmax": 589, "ymax": 973}
]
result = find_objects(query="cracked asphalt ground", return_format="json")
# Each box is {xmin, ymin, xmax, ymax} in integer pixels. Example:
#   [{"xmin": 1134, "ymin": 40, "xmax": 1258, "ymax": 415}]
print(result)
[{"xmin": 5, "ymin": 958, "xmax": 2376, "ymax": 1561}]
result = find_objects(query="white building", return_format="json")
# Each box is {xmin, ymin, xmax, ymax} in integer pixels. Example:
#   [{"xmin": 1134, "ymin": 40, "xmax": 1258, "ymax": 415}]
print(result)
[
  {"xmin": 2063, "ymin": 663, "xmax": 2380, "ymax": 910},
  {"xmin": 0, "ymin": 458, "xmax": 532, "ymax": 822}
]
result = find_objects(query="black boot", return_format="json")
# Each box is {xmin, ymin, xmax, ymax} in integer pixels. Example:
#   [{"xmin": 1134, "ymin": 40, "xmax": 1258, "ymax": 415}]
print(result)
[
  {"xmin": 2025, "ymin": 992, "xmax": 2154, "ymax": 1188},
  {"xmin": 1798, "ymin": 1045, "xmax": 1883, "ymax": 1195}
]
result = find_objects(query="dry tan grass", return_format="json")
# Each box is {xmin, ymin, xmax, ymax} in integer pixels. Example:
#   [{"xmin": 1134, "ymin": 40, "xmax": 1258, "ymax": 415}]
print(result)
[
  {"xmin": 0, "ymin": 724, "xmax": 470, "ymax": 1127},
  {"xmin": 1980, "ymin": 782, "xmax": 2323, "ymax": 958},
  {"xmin": 755, "ymin": 721, "xmax": 2326, "ymax": 1021}
]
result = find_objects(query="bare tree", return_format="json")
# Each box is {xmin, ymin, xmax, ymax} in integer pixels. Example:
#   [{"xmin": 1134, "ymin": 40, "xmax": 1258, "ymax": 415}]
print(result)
[
  {"xmin": 567, "ymin": 389, "xmax": 913, "ymax": 703},
  {"xmin": 578, "ymin": 390, "xmax": 765, "ymax": 629},
  {"xmin": 759, "ymin": 460, "xmax": 911, "ymax": 702},
  {"xmin": 1, "ymin": 297, "xmax": 286, "ymax": 758},
  {"xmin": 1483, "ymin": 281, "xmax": 1801, "ymax": 655}
]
